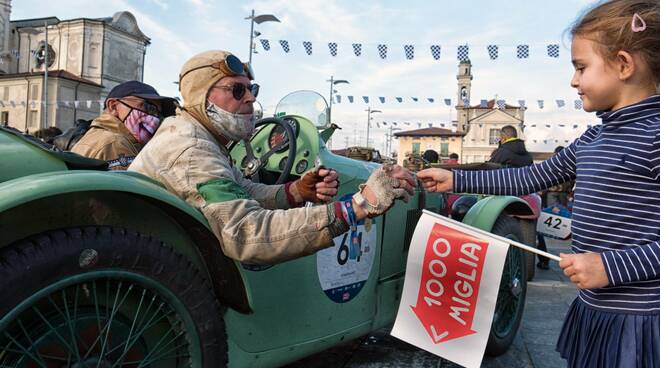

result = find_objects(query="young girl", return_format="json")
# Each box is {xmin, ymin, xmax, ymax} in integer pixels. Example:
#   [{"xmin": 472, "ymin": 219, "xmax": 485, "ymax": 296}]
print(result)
[{"xmin": 417, "ymin": 1, "xmax": 659, "ymax": 367}]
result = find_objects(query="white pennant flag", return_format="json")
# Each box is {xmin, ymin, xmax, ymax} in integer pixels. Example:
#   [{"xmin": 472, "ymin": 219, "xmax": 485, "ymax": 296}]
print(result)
[
  {"xmin": 86, "ymin": 100, "xmax": 92, "ymax": 108},
  {"xmin": 74, "ymin": 101, "xmax": 80, "ymax": 108}
]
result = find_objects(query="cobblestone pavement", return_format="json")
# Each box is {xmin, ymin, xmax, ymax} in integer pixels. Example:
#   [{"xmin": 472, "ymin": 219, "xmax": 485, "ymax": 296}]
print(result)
[{"xmin": 286, "ymin": 238, "xmax": 576, "ymax": 368}]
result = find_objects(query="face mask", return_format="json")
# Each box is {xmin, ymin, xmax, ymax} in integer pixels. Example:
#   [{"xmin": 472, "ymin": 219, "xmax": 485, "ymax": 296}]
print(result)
[
  {"xmin": 123, "ymin": 109, "xmax": 161, "ymax": 144},
  {"xmin": 206, "ymin": 102, "xmax": 255, "ymax": 141}
]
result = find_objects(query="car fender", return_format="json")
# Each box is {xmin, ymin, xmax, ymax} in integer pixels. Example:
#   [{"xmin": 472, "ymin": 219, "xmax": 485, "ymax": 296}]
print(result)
[
  {"xmin": 461, "ymin": 195, "xmax": 534, "ymax": 232},
  {"xmin": 0, "ymin": 170, "xmax": 252, "ymax": 313}
]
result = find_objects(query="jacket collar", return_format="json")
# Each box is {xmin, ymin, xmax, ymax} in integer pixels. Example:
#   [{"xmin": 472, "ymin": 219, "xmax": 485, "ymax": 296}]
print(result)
[{"xmin": 597, "ymin": 94, "xmax": 660, "ymax": 126}]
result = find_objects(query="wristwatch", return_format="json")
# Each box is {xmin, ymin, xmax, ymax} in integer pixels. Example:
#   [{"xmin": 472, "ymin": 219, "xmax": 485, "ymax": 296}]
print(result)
[{"xmin": 353, "ymin": 184, "xmax": 378, "ymax": 214}]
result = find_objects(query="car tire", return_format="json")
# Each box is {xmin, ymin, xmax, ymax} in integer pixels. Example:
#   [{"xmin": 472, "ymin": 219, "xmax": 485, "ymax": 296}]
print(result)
[
  {"xmin": 0, "ymin": 226, "xmax": 227, "ymax": 367},
  {"xmin": 517, "ymin": 219, "xmax": 537, "ymax": 281},
  {"xmin": 485, "ymin": 215, "xmax": 527, "ymax": 357}
]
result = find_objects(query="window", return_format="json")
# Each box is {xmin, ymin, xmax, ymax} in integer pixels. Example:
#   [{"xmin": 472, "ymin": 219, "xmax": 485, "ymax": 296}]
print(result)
[
  {"xmin": 412, "ymin": 142, "xmax": 421, "ymax": 154},
  {"xmin": 29, "ymin": 110, "xmax": 39, "ymax": 131},
  {"xmin": 1, "ymin": 111, "xmax": 7, "ymax": 126},
  {"xmin": 31, "ymin": 85, "xmax": 39, "ymax": 100},
  {"xmin": 489, "ymin": 129, "xmax": 500, "ymax": 145},
  {"xmin": 2, "ymin": 86, "xmax": 8, "ymax": 101},
  {"xmin": 440, "ymin": 143, "xmax": 449, "ymax": 156}
]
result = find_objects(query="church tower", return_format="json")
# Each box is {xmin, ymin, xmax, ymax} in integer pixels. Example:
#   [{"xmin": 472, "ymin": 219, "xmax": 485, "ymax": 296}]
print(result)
[{"xmin": 456, "ymin": 59, "xmax": 472, "ymax": 133}]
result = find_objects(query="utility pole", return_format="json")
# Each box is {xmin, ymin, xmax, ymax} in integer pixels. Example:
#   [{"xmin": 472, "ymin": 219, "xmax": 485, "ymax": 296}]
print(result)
[{"xmin": 365, "ymin": 107, "xmax": 381, "ymax": 148}]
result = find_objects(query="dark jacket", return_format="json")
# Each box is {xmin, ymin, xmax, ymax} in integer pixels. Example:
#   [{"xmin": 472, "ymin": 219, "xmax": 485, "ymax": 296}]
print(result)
[{"xmin": 489, "ymin": 138, "xmax": 533, "ymax": 168}]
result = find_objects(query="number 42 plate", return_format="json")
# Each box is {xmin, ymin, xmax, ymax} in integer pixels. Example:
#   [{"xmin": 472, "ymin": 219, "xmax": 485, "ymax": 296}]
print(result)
[{"xmin": 536, "ymin": 206, "xmax": 572, "ymax": 240}]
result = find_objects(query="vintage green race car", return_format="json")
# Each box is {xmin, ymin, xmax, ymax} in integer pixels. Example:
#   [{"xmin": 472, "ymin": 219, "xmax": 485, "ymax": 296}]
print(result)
[{"xmin": 0, "ymin": 91, "xmax": 534, "ymax": 367}]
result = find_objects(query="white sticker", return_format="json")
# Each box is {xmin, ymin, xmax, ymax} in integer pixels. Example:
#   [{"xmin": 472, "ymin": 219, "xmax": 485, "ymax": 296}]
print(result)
[{"xmin": 317, "ymin": 218, "xmax": 377, "ymax": 303}]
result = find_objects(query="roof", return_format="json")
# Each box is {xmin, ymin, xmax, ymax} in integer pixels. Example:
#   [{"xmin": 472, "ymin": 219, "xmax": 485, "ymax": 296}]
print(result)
[
  {"xmin": 470, "ymin": 99, "xmax": 521, "ymax": 109},
  {"xmin": 394, "ymin": 127, "xmax": 464, "ymax": 138},
  {"xmin": 0, "ymin": 70, "xmax": 103, "ymax": 88}
]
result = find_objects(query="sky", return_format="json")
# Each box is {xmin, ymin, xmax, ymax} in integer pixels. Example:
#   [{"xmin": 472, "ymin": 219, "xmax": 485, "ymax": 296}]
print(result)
[{"xmin": 12, "ymin": 0, "xmax": 602, "ymax": 153}]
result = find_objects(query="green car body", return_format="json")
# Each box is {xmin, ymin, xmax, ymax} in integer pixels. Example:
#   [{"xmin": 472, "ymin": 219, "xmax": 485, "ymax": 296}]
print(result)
[{"xmin": 0, "ymin": 110, "xmax": 532, "ymax": 367}]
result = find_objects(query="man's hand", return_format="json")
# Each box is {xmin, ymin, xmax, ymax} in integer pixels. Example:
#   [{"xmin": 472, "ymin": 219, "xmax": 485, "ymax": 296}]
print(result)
[
  {"xmin": 290, "ymin": 167, "xmax": 339, "ymax": 204},
  {"xmin": 416, "ymin": 168, "xmax": 453, "ymax": 192},
  {"xmin": 352, "ymin": 164, "xmax": 416, "ymax": 219},
  {"xmin": 559, "ymin": 252, "xmax": 609, "ymax": 289}
]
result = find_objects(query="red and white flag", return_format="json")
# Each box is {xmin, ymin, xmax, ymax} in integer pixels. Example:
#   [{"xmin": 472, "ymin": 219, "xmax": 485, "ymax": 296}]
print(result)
[{"xmin": 391, "ymin": 211, "xmax": 509, "ymax": 368}]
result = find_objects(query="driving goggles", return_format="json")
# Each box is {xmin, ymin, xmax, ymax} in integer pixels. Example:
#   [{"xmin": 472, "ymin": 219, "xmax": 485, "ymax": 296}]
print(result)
[{"xmin": 178, "ymin": 54, "xmax": 255, "ymax": 85}]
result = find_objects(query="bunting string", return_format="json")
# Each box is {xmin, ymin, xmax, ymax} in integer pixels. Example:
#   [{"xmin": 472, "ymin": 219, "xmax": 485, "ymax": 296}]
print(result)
[{"xmin": 333, "ymin": 95, "xmax": 586, "ymax": 110}]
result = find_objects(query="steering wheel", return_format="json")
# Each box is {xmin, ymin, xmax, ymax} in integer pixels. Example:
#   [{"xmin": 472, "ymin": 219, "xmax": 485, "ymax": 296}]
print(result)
[{"xmin": 241, "ymin": 117, "xmax": 297, "ymax": 185}]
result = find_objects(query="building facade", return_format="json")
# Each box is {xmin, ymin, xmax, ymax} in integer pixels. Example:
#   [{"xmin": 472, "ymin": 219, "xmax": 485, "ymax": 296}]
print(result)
[
  {"xmin": 0, "ymin": 0, "xmax": 150, "ymax": 132},
  {"xmin": 394, "ymin": 127, "xmax": 463, "ymax": 166}
]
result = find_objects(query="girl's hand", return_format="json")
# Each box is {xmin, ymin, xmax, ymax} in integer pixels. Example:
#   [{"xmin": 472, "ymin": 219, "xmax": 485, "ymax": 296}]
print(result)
[
  {"xmin": 559, "ymin": 253, "xmax": 609, "ymax": 289},
  {"xmin": 416, "ymin": 168, "xmax": 453, "ymax": 192}
]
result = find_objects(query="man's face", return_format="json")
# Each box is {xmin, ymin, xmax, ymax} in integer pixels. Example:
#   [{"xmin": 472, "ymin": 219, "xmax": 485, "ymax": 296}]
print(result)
[
  {"xmin": 207, "ymin": 75, "xmax": 255, "ymax": 114},
  {"xmin": 107, "ymin": 96, "xmax": 162, "ymax": 120}
]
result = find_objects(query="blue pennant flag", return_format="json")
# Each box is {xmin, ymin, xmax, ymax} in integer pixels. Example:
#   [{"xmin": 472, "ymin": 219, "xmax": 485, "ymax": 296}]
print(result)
[
  {"xmin": 518, "ymin": 99, "xmax": 526, "ymax": 108},
  {"xmin": 379, "ymin": 96, "xmax": 385, "ymax": 103},
  {"xmin": 517, "ymin": 45, "xmax": 529, "ymax": 59},
  {"xmin": 480, "ymin": 99, "xmax": 488, "ymax": 108},
  {"xmin": 457, "ymin": 45, "xmax": 469, "ymax": 61},
  {"xmin": 573, "ymin": 124, "xmax": 579, "ymax": 129},
  {"xmin": 427, "ymin": 98, "xmax": 434, "ymax": 103},
  {"xmin": 396, "ymin": 97, "xmax": 403, "ymax": 103},
  {"xmin": 382, "ymin": 122, "xmax": 388, "ymax": 125},
  {"xmin": 363, "ymin": 96, "xmax": 369, "ymax": 103},
  {"xmin": 348, "ymin": 96, "xmax": 354, "ymax": 103},
  {"xmin": 378, "ymin": 44, "xmax": 388, "ymax": 59},
  {"xmin": 444, "ymin": 98, "xmax": 452, "ymax": 106},
  {"xmin": 487, "ymin": 45, "xmax": 499, "ymax": 60},
  {"xmin": 352, "ymin": 43, "xmax": 362, "ymax": 57},
  {"xmin": 392, "ymin": 122, "xmax": 397, "ymax": 126},
  {"xmin": 430, "ymin": 45, "xmax": 441, "ymax": 60},
  {"xmin": 411, "ymin": 97, "xmax": 419, "ymax": 102},
  {"xmin": 556, "ymin": 99, "xmax": 565, "ymax": 108},
  {"xmin": 404, "ymin": 45, "xmax": 414, "ymax": 60},
  {"xmin": 547, "ymin": 44, "xmax": 559, "ymax": 58},
  {"xmin": 328, "ymin": 42, "xmax": 338, "ymax": 56},
  {"xmin": 336, "ymin": 95, "xmax": 341, "ymax": 103},
  {"xmin": 260, "ymin": 39, "xmax": 270, "ymax": 51},
  {"xmin": 428, "ymin": 123, "xmax": 433, "ymax": 128},
  {"xmin": 538, "ymin": 100, "xmax": 545, "ymax": 109},
  {"xmin": 279, "ymin": 40, "xmax": 290, "ymax": 53},
  {"xmin": 303, "ymin": 41, "xmax": 312, "ymax": 55}
]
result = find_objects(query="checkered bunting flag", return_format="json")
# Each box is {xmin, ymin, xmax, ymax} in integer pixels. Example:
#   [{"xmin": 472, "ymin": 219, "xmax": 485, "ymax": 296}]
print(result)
[
  {"xmin": 547, "ymin": 44, "xmax": 559, "ymax": 58},
  {"xmin": 396, "ymin": 97, "xmax": 403, "ymax": 103},
  {"xmin": 480, "ymin": 99, "xmax": 488, "ymax": 108},
  {"xmin": 428, "ymin": 123, "xmax": 433, "ymax": 128},
  {"xmin": 352, "ymin": 43, "xmax": 362, "ymax": 57},
  {"xmin": 348, "ymin": 96, "xmax": 354, "ymax": 103},
  {"xmin": 517, "ymin": 45, "xmax": 529, "ymax": 59},
  {"xmin": 573, "ymin": 124, "xmax": 579, "ymax": 129},
  {"xmin": 430, "ymin": 45, "xmax": 441, "ymax": 60},
  {"xmin": 538, "ymin": 100, "xmax": 545, "ymax": 109},
  {"xmin": 377, "ymin": 44, "xmax": 388, "ymax": 59},
  {"xmin": 363, "ymin": 96, "xmax": 369, "ymax": 103},
  {"xmin": 411, "ymin": 97, "xmax": 419, "ymax": 102},
  {"xmin": 497, "ymin": 99, "xmax": 506, "ymax": 109},
  {"xmin": 336, "ymin": 95, "xmax": 341, "ymax": 103},
  {"xmin": 457, "ymin": 45, "xmax": 469, "ymax": 61},
  {"xmin": 556, "ymin": 99, "xmax": 565, "ymax": 108},
  {"xmin": 574, "ymin": 99, "xmax": 583, "ymax": 110},
  {"xmin": 427, "ymin": 98, "xmax": 434, "ymax": 103},
  {"xmin": 404, "ymin": 45, "xmax": 414, "ymax": 60},
  {"xmin": 328, "ymin": 43, "xmax": 338, "ymax": 56},
  {"xmin": 444, "ymin": 98, "xmax": 452, "ymax": 106},
  {"xmin": 487, "ymin": 45, "xmax": 499, "ymax": 60},
  {"xmin": 279, "ymin": 40, "xmax": 290, "ymax": 53},
  {"xmin": 303, "ymin": 41, "xmax": 312, "ymax": 55},
  {"xmin": 379, "ymin": 97, "xmax": 385, "ymax": 103},
  {"xmin": 260, "ymin": 39, "xmax": 270, "ymax": 51},
  {"xmin": 518, "ymin": 100, "xmax": 526, "ymax": 108},
  {"xmin": 462, "ymin": 98, "xmax": 470, "ymax": 107}
]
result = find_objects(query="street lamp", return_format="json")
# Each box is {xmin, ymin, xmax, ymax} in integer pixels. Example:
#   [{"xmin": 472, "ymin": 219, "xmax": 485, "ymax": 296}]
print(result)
[
  {"xmin": 327, "ymin": 76, "xmax": 349, "ymax": 125},
  {"xmin": 22, "ymin": 22, "xmax": 49, "ymax": 129},
  {"xmin": 365, "ymin": 107, "xmax": 381, "ymax": 148},
  {"xmin": 245, "ymin": 10, "xmax": 280, "ymax": 65},
  {"xmin": 386, "ymin": 126, "xmax": 402, "ymax": 157}
]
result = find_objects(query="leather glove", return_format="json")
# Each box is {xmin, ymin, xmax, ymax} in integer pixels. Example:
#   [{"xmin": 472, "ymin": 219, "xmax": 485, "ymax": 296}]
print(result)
[{"xmin": 288, "ymin": 166, "xmax": 339, "ymax": 204}]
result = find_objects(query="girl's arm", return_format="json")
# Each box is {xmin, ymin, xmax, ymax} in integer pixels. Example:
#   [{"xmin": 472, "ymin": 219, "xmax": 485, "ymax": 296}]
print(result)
[{"xmin": 601, "ymin": 242, "xmax": 660, "ymax": 285}]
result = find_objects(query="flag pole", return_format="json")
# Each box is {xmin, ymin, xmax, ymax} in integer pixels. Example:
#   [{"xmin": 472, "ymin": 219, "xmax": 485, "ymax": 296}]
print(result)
[{"xmin": 422, "ymin": 209, "xmax": 562, "ymax": 262}]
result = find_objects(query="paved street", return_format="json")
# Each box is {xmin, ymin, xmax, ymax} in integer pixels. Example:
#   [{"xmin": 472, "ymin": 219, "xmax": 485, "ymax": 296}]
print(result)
[{"xmin": 286, "ymin": 238, "xmax": 576, "ymax": 368}]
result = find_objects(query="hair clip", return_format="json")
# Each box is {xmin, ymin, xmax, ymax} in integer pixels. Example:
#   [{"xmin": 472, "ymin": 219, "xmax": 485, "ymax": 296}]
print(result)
[{"xmin": 631, "ymin": 13, "xmax": 647, "ymax": 32}]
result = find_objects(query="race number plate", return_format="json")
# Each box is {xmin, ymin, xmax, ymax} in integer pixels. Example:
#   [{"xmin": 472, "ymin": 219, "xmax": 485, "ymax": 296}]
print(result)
[{"xmin": 536, "ymin": 206, "xmax": 572, "ymax": 239}]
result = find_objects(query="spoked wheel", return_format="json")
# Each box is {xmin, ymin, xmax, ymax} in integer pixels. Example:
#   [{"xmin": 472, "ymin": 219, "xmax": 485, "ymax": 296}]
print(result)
[
  {"xmin": 485, "ymin": 215, "xmax": 527, "ymax": 357},
  {"xmin": 0, "ymin": 227, "xmax": 227, "ymax": 368}
]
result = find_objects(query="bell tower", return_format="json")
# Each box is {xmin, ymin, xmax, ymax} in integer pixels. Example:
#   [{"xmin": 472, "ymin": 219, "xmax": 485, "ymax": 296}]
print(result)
[
  {"xmin": 0, "ymin": 0, "xmax": 10, "ymax": 56},
  {"xmin": 456, "ymin": 60, "xmax": 472, "ymax": 133}
]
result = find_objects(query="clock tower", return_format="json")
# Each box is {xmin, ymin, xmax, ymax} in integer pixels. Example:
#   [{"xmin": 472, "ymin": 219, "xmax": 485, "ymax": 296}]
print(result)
[{"xmin": 456, "ymin": 60, "xmax": 472, "ymax": 133}]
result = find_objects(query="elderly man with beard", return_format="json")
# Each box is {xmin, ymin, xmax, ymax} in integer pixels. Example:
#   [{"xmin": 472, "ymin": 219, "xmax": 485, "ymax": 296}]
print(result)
[{"xmin": 129, "ymin": 50, "xmax": 416, "ymax": 264}]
